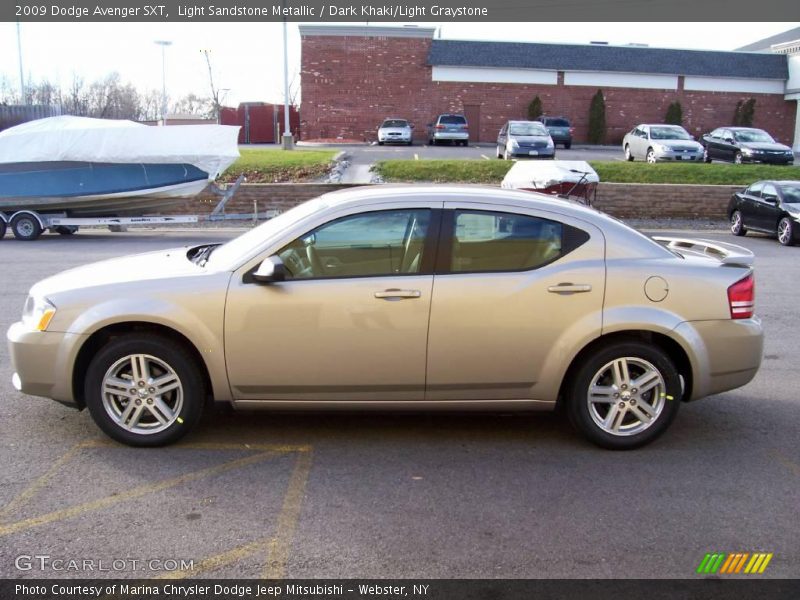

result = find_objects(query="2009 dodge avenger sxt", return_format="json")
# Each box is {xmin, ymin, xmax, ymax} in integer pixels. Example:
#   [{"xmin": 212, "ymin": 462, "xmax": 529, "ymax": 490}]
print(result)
[{"xmin": 8, "ymin": 186, "xmax": 763, "ymax": 449}]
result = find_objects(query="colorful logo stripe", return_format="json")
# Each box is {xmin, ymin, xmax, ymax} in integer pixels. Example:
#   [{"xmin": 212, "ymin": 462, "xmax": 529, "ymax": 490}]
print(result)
[{"xmin": 696, "ymin": 552, "xmax": 773, "ymax": 574}]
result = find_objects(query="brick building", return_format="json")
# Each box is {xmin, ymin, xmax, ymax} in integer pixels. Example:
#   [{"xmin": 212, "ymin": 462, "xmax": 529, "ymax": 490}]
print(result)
[{"xmin": 299, "ymin": 25, "xmax": 798, "ymax": 148}]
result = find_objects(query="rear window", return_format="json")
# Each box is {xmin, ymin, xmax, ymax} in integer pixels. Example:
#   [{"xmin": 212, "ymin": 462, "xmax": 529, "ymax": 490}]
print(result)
[
  {"xmin": 381, "ymin": 119, "xmax": 408, "ymax": 128},
  {"xmin": 545, "ymin": 118, "xmax": 570, "ymax": 127},
  {"xmin": 439, "ymin": 115, "xmax": 467, "ymax": 125}
]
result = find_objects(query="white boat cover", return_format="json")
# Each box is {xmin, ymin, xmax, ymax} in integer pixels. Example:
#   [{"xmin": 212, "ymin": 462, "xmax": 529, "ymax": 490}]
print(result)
[
  {"xmin": 0, "ymin": 116, "xmax": 240, "ymax": 179},
  {"xmin": 501, "ymin": 160, "xmax": 599, "ymax": 190}
]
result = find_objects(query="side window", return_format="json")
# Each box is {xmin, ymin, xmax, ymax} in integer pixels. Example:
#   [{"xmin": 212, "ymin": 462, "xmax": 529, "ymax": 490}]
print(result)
[
  {"xmin": 448, "ymin": 210, "xmax": 587, "ymax": 273},
  {"xmin": 277, "ymin": 209, "xmax": 430, "ymax": 280},
  {"xmin": 709, "ymin": 129, "xmax": 722, "ymax": 139},
  {"xmin": 761, "ymin": 184, "xmax": 778, "ymax": 203},
  {"xmin": 746, "ymin": 182, "xmax": 764, "ymax": 197}
]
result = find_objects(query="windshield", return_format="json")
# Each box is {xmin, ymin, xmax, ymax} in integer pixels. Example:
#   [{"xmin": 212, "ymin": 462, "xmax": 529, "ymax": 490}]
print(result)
[
  {"xmin": 782, "ymin": 186, "xmax": 800, "ymax": 204},
  {"xmin": 381, "ymin": 120, "xmax": 408, "ymax": 128},
  {"xmin": 734, "ymin": 129, "xmax": 774, "ymax": 143},
  {"xmin": 509, "ymin": 123, "xmax": 548, "ymax": 136},
  {"xmin": 650, "ymin": 126, "xmax": 691, "ymax": 140},
  {"xmin": 204, "ymin": 197, "xmax": 327, "ymax": 269}
]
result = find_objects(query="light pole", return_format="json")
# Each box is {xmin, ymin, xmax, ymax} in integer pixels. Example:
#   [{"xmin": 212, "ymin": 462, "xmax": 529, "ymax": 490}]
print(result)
[
  {"xmin": 281, "ymin": 2, "xmax": 293, "ymax": 149},
  {"xmin": 16, "ymin": 22, "xmax": 25, "ymax": 103},
  {"xmin": 154, "ymin": 40, "xmax": 172, "ymax": 125}
]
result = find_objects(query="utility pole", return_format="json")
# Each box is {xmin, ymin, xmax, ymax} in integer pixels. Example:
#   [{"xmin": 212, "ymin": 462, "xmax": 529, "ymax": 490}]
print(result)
[
  {"xmin": 154, "ymin": 40, "xmax": 172, "ymax": 125},
  {"xmin": 281, "ymin": 0, "xmax": 293, "ymax": 149},
  {"xmin": 16, "ymin": 22, "xmax": 25, "ymax": 103}
]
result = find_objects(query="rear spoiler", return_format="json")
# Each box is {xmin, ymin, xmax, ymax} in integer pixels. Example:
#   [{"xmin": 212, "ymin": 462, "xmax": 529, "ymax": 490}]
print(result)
[{"xmin": 653, "ymin": 236, "xmax": 754, "ymax": 267}]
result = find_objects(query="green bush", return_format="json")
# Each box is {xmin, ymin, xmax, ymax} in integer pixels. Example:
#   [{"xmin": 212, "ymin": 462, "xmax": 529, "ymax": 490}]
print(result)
[
  {"xmin": 733, "ymin": 98, "xmax": 756, "ymax": 127},
  {"xmin": 588, "ymin": 90, "xmax": 606, "ymax": 144},
  {"xmin": 527, "ymin": 96, "xmax": 543, "ymax": 121},
  {"xmin": 665, "ymin": 101, "xmax": 683, "ymax": 125}
]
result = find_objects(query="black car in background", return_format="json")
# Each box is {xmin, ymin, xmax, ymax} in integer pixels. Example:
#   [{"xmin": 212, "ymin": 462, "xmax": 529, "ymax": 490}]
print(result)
[
  {"xmin": 728, "ymin": 180, "xmax": 800, "ymax": 246},
  {"xmin": 702, "ymin": 127, "xmax": 794, "ymax": 165},
  {"xmin": 536, "ymin": 116, "xmax": 573, "ymax": 149}
]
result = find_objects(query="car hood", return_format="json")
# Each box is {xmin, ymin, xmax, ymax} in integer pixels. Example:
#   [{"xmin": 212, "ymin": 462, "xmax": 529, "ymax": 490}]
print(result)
[
  {"xmin": 510, "ymin": 135, "xmax": 551, "ymax": 143},
  {"xmin": 739, "ymin": 142, "xmax": 791, "ymax": 151},
  {"xmin": 30, "ymin": 247, "xmax": 205, "ymax": 297},
  {"xmin": 379, "ymin": 127, "xmax": 410, "ymax": 134},
  {"xmin": 656, "ymin": 139, "xmax": 703, "ymax": 149}
]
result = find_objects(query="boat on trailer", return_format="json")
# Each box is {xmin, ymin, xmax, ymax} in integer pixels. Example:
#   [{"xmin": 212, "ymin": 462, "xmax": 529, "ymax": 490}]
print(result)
[{"xmin": 0, "ymin": 116, "xmax": 240, "ymax": 239}]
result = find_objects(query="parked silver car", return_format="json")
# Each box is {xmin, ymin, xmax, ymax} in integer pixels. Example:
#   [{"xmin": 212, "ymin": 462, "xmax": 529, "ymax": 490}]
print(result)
[
  {"xmin": 623, "ymin": 124, "xmax": 704, "ymax": 163},
  {"xmin": 496, "ymin": 121, "xmax": 555, "ymax": 160},
  {"xmin": 378, "ymin": 118, "xmax": 413, "ymax": 145},
  {"xmin": 8, "ymin": 186, "xmax": 762, "ymax": 449},
  {"xmin": 427, "ymin": 114, "xmax": 469, "ymax": 146}
]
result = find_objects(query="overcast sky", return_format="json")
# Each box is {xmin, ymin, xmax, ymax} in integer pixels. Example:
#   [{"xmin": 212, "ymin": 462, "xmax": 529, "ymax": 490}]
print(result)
[{"xmin": 0, "ymin": 22, "xmax": 796, "ymax": 107}]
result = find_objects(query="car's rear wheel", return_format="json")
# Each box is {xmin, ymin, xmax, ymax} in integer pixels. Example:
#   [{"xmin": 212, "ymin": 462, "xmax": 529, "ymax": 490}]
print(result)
[
  {"xmin": 84, "ymin": 334, "xmax": 205, "ymax": 447},
  {"xmin": 646, "ymin": 148, "xmax": 657, "ymax": 164},
  {"xmin": 734, "ymin": 152, "xmax": 743, "ymax": 164},
  {"xmin": 567, "ymin": 341, "xmax": 681, "ymax": 449},
  {"xmin": 730, "ymin": 210, "xmax": 747, "ymax": 237},
  {"xmin": 778, "ymin": 217, "xmax": 796, "ymax": 246},
  {"xmin": 624, "ymin": 145, "xmax": 634, "ymax": 161}
]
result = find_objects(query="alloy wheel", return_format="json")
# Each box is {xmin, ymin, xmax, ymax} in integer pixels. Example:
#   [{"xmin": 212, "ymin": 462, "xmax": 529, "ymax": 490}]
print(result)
[
  {"xmin": 101, "ymin": 353, "xmax": 184, "ymax": 435},
  {"xmin": 586, "ymin": 357, "xmax": 666, "ymax": 436}
]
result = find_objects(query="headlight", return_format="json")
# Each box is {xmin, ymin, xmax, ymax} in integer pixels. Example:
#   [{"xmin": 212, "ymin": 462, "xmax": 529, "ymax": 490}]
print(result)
[
  {"xmin": 656, "ymin": 144, "xmax": 671, "ymax": 153},
  {"xmin": 509, "ymin": 139, "xmax": 520, "ymax": 148},
  {"xmin": 22, "ymin": 296, "xmax": 57, "ymax": 331},
  {"xmin": 547, "ymin": 139, "xmax": 554, "ymax": 148},
  {"xmin": 741, "ymin": 148, "xmax": 754, "ymax": 155}
]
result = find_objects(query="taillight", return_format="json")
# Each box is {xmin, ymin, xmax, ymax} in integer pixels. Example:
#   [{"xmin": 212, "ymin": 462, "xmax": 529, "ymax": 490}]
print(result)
[
  {"xmin": 435, "ymin": 124, "xmax": 445, "ymax": 129},
  {"xmin": 569, "ymin": 127, "xmax": 575, "ymax": 134},
  {"xmin": 728, "ymin": 274, "xmax": 754, "ymax": 319},
  {"xmin": 462, "ymin": 124, "xmax": 469, "ymax": 129}
]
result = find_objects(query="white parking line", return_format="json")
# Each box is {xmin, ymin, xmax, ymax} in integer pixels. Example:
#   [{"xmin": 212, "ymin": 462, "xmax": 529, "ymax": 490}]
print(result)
[
  {"xmin": 414, "ymin": 153, "xmax": 419, "ymax": 161},
  {"xmin": 481, "ymin": 155, "xmax": 490, "ymax": 160}
]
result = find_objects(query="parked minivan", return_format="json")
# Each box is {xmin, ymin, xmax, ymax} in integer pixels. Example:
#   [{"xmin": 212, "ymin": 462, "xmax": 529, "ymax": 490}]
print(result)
[
  {"xmin": 427, "ymin": 114, "xmax": 469, "ymax": 146},
  {"xmin": 537, "ymin": 116, "xmax": 573, "ymax": 149}
]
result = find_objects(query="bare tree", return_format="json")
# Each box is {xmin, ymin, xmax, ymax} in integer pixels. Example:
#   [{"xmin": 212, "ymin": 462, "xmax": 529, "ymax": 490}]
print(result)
[
  {"xmin": 201, "ymin": 49, "xmax": 223, "ymax": 122},
  {"xmin": 172, "ymin": 93, "xmax": 213, "ymax": 118}
]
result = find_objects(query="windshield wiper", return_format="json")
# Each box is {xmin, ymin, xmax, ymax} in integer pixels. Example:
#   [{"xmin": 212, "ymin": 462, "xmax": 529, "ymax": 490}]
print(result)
[{"xmin": 189, "ymin": 243, "xmax": 221, "ymax": 266}]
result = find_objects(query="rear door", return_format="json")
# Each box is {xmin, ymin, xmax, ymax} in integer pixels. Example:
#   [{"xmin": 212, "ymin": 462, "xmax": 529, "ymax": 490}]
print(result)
[{"xmin": 425, "ymin": 203, "xmax": 605, "ymax": 402}]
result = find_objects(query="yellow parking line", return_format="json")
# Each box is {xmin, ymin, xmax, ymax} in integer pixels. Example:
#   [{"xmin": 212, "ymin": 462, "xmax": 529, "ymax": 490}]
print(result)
[
  {"xmin": 0, "ymin": 450, "xmax": 280, "ymax": 537},
  {"xmin": 155, "ymin": 537, "xmax": 273, "ymax": 580},
  {"xmin": 264, "ymin": 449, "xmax": 314, "ymax": 579},
  {"xmin": 771, "ymin": 450, "xmax": 800, "ymax": 477},
  {"xmin": 0, "ymin": 441, "xmax": 88, "ymax": 523}
]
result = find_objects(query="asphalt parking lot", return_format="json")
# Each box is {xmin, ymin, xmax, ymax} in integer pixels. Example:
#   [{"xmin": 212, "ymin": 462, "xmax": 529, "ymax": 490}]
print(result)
[{"xmin": 1, "ymin": 228, "xmax": 799, "ymax": 579}]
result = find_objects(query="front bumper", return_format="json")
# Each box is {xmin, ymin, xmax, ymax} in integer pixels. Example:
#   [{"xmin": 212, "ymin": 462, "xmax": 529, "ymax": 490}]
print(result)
[
  {"xmin": 674, "ymin": 317, "xmax": 763, "ymax": 401},
  {"xmin": 510, "ymin": 147, "xmax": 556, "ymax": 159},
  {"xmin": 656, "ymin": 150, "xmax": 704, "ymax": 162},
  {"xmin": 378, "ymin": 134, "xmax": 411, "ymax": 143},
  {"xmin": 742, "ymin": 154, "xmax": 794, "ymax": 164},
  {"xmin": 7, "ymin": 321, "xmax": 85, "ymax": 407}
]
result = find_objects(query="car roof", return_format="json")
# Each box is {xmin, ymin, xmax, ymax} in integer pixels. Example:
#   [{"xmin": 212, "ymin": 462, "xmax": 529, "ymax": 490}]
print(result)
[
  {"xmin": 641, "ymin": 123, "xmax": 685, "ymax": 128},
  {"xmin": 508, "ymin": 120, "xmax": 546, "ymax": 125},
  {"xmin": 381, "ymin": 118, "xmax": 408, "ymax": 122},
  {"xmin": 727, "ymin": 127, "xmax": 766, "ymax": 132}
]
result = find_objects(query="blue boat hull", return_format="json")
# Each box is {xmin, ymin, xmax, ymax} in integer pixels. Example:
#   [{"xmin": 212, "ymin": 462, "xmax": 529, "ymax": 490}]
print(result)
[{"xmin": 0, "ymin": 161, "xmax": 211, "ymax": 216}]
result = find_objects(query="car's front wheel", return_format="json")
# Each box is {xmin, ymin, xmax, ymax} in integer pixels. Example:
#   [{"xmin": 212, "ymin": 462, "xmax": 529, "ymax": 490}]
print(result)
[
  {"xmin": 646, "ymin": 148, "xmax": 657, "ymax": 164},
  {"xmin": 567, "ymin": 341, "xmax": 681, "ymax": 449},
  {"xmin": 734, "ymin": 152, "xmax": 743, "ymax": 164},
  {"xmin": 778, "ymin": 217, "xmax": 796, "ymax": 246},
  {"xmin": 84, "ymin": 334, "xmax": 205, "ymax": 447},
  {"xmin": 703, "ymin": 148, "xmax": 712, "ymax": 163},
  {"xmin": 731, "ymin": 210, "xmax": 747, "ymax": 236}
]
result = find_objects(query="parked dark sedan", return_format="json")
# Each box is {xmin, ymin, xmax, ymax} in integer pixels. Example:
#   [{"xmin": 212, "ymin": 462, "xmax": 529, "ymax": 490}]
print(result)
[
  {"xmin": 702, "ymin": 128, "xmax": 794, "ymax": 165},
  {"xmin": 728, "ymin": 180, "xmax": 800, "ymax": 246}
]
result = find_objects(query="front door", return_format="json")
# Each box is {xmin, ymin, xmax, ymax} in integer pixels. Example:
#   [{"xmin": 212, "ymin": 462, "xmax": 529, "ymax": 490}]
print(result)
[
  {"xmin": 225, "ymin": 207, "xmax": 439, "ymax": 401},
  {"xmin": 425, "ymin": 204, "xmax": 605, "ymax": 401},
  {"xmin": 464, "ymin": 104, "xmax": 481, "ymax": 142}
]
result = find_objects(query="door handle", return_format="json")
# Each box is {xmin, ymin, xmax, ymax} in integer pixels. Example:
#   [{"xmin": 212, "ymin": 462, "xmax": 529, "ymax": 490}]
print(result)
[
  {"xmin": 374, "ymin": 289, "xmax": 422, "ymax": 300},
  {"xmin": 547, "ymin": 283, "xmax": 592, "ymax": 294}
]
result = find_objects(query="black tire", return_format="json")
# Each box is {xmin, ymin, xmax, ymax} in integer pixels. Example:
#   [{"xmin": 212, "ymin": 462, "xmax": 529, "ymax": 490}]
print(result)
[
  {"xmin": 778, "ymin": 217, "xmax": 796, "ymax": 246},
  {"xmin": 646, "ymin": 148, "xmax": 657, "ymax": 164},
  {"xmin": 0, "ymin": 219, "xmax": 6, "ymax": 240},
  {"xmin": 84, "ymin": 334, "xmax": 205, "ymax": 447},
  {"xmin": 703, "ymin": 148, "xmax": 712, "ymax": 163},
  {"xmin": 378, "ymin": 141, "xmax": 384, "ymax": 146},
  {"xmin": 55, "ymin": 225, "xmax": 78, "ymax": 235},
  {"xmin": 564, "ymin": 142, "xmax": 572, "ymax": 150},
  {"xmin": 11, "ymin": 213, "xmax": 43, "ymax": 241},
  {"xmin": 730, "ymin": 210, "xmax": 747, "ymax": 237},
  {"xmin": 567, "ymin": 341, "xmax": 682, "ymax": 450},
  {"xmin": 734, "ymin": 152, "xmax": 743, "ymax": 165},
  {"xmin": 624, "ymin": 145, "xmax": 634, "ymax": 162}
]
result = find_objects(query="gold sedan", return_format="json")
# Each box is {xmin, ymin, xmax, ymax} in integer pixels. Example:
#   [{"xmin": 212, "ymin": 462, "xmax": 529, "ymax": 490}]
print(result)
[{"xmin": 7, "ymin": 186, "xmax": 763, "ymax": 449}]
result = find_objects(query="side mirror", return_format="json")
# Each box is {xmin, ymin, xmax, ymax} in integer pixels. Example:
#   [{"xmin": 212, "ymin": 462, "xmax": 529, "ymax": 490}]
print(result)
[
  {"xmin": 410, "ymin": 124, "xmax": 415, "ymax": 129},
  {"xmin": 253, "ymin": 256, "xmax": 286, "ymax": 283},
  {"xmin": 763, "ymin": 196, "xmax": 778, "ymax": 205}
]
